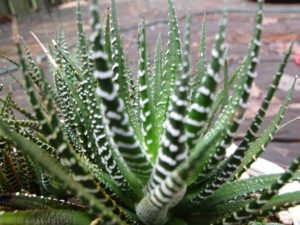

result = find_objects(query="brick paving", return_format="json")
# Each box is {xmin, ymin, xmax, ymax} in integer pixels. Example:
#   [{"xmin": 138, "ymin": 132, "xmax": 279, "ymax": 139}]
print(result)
[{"xmin": 0, "ymin": 0, "xmax": 299, "ymax": 167}]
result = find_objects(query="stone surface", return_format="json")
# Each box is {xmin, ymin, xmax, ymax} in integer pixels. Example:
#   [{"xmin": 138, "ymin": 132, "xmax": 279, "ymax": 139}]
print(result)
[{"xmin": 0, "ymin": 0, "xmax": 299, "ymax": 167}]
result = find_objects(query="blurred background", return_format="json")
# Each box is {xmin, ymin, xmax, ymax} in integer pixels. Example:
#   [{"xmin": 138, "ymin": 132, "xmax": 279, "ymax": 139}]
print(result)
[{"xmin": 0, "ymin": 0, "xmax": 299, "ymax": 168}]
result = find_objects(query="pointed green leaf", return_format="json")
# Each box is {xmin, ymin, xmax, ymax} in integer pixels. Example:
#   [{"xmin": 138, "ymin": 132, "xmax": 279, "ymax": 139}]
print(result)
[
  {"xmin": 91, "ymin": 0, "xmax": 152, "ymax": 186},
  {"xmin": 0, "ymin": 120, "xmax": 130, "ymax": 224},
  {"xmin": 137, "ymin": 19, "xmax": 159, "ymax": 163},
  {"xmin": 156, "ymin": 0, "xmax": 182, "ymax": 129},
  {"xmin": 191, "ymin": 15, "xmax": 207, "ymax": 102}
]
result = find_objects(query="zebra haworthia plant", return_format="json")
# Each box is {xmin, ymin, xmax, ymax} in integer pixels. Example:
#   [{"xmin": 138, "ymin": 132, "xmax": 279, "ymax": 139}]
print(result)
[{"xmin": 0, "ymin": 0, "xmax": 299, "ymax": 224}]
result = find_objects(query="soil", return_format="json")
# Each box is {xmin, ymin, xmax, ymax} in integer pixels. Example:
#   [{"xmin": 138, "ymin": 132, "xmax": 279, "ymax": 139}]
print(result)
[{"xmin": 0, "ymin": 0, "xmax": 299, "ymax": 168}]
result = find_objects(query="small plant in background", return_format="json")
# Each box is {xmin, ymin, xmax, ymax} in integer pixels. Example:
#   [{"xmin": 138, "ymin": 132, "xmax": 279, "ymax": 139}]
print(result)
[{"xmin": 0, "ymin": 0, "xmax": 299, "ymax": 224}]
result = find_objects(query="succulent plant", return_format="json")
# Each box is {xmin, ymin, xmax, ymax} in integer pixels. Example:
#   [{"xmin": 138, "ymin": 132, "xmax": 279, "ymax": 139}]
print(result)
[{"xmin": 0, "ymin": 0, "xmax": 299, "ymax": 224}]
